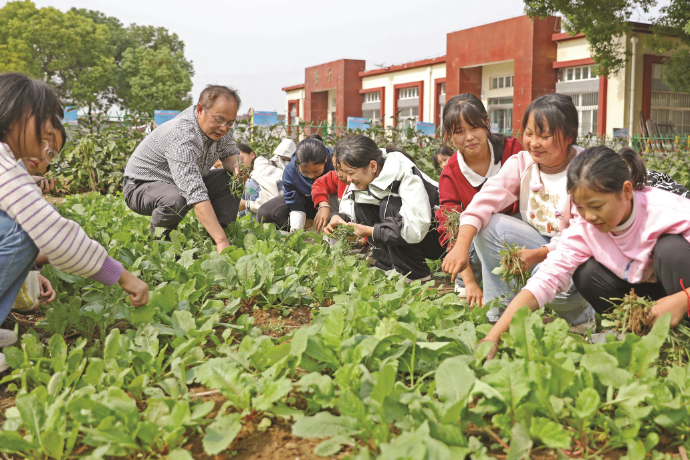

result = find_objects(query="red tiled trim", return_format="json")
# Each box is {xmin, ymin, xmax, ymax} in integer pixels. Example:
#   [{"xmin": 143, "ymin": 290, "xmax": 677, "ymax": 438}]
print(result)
[
  {"xmin": 552, "ymin": 32, "xmax": 586, "ymax": 42},
  {"xmin": 359, "ymin": 56, "xmax": 446, "ymax": 77},
  {"xmin": 552, "ymin": 58, "xmax": 596, "ymax": 69},
  {"xmin": 282, "ymin": 83, "xmax": 305, "ymax": 91}
]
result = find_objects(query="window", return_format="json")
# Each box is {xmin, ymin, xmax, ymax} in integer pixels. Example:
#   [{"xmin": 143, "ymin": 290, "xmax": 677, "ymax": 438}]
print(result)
[
  {"xmin": 557, "ymin": 65, "xmax": 597, "ymax": 82},
  {"xmin": 399, "ymin": 87, "xmax": 419, "ymax": 99},
  {"xmin": 488, "ymin": 97, "xmax": 513, "ymax": 134},
  {"xmin": 490, "ymin": 76, "xmax": 514, "ymax": 90},
  {"xmin": 440, "ymin": 83, "xmax": 446, "ymax": 95},
  {"xmin": 364, "ymin": 91, "xmax": 381, "ymax": 103},
  {"xmin": 566, "ymin": 92, "xmax": 599, "ymax": 135},
  {"xmin": 363, "ymin": 109, "xmax": 381, "ymax": 126},
  {"xmin": 650, "ymin": 63, "xmax": 690, "ymax": 135},
  {"xmin": 398, "ymin": 106, "xmax": 419, "ymax": 129}
]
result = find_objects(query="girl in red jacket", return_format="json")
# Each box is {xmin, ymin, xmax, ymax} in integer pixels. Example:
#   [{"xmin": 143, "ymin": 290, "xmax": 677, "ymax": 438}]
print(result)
[
  {"xmin": 312, "ymin": 147, "xmax": 350, "ymax": 232},
  {"xmin": 435, "ymin": 94, "xmax": 522, "ymax": 305}
]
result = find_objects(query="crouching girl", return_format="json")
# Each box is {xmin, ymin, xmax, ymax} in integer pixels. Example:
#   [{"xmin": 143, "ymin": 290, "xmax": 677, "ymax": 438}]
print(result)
[
  {"xmin": 325, "ymin": 135, "xmax": 444, "ymax": 281},
  {"xmin": 480, "ymin": 146, "xmax": 690, "ymax": 356}
]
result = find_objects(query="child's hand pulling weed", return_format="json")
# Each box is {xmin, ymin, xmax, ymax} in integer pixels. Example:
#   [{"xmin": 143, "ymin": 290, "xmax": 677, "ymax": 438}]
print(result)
[{"xmin": 491, "ymin": 242, "xmax": 531, "ymax": 295}]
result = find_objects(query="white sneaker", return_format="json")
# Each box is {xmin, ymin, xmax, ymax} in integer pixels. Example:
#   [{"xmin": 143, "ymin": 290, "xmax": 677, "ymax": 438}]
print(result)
[
  {"xmin": 0, "ymin": 353, "xmax": 7, "ymax": 373},
  {"xmin": 0, "ymin": 329, "xmax": 17, "ymax": 347},
  {"xmin": 405, "ymin": 275, "xmax": 432, "ymax": 284}
]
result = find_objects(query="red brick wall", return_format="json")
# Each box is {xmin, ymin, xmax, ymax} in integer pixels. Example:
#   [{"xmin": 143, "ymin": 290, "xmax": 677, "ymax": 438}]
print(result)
[
  {"xmin": 303, "ymin": 59, "xmax": 365, "ymax": 124},
  {"xmin": 446, "ymin": 15, "xmax": 559, "ymax": 131}
]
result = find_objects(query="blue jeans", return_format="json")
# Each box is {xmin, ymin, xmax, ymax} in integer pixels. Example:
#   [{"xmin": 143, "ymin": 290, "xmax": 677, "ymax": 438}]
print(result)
[
  {"xmin": 0, "ymin": 211, "xmax": 39, "ymax": 324},
  {"xmin": 474, "ymin": 213, "xmax": 593, "ymax": 325},
  {"xmin": 455, "ymin": 241, "xmax": 482, "ymax": 288},
  {"xmin": 239, "ymin": 178, "xmax": 262, "ymax": 220}
]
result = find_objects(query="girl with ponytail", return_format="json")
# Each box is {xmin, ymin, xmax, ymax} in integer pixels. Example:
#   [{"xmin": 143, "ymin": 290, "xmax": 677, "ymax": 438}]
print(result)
[{"xmin": 480, "ymin": 146, "xmax": 690, "ymax": 357}]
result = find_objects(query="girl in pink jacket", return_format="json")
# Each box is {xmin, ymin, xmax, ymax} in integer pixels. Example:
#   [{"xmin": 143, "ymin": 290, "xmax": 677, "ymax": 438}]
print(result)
[
  {"xmin": 442, "ymin": 93, "xmax": 593, "ymax": 325},
  {"xmin": 481, "ymin": 146, "xmax": 690, "ymax": 355}
]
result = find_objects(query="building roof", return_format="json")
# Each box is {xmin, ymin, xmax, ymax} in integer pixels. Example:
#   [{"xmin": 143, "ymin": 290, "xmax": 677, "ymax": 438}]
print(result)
[
  {"xmin": 358, "ymin": 56, "xmax": 446, "ymax": 77},
  {"xmin": 282, "ymin": 83, "xmax": 305, "ymax": 92}
]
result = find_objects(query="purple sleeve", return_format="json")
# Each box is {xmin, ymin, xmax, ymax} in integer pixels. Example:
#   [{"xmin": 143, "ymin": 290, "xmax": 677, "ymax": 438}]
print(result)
[{"xmin": 88, "ymin": 256, "xmax": 123, "ymax": 286}]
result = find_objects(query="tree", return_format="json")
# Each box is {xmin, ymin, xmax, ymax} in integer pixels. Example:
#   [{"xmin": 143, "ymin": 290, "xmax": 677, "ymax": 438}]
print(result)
[
  {"xmin": 0, "ymin": 1, "xmax": 195, "ymax": 114},
  {"xmin": 524, "ymin": 0, "xmax": 690, "ymax": 92},
  {"xmin": 119, "ymin": 45, "xmax": 193, "ymax": 115},
  {"xmin": 0, "ymin": 1, "xmax": 116, "ymax": 111},
  {"xmin": 70, "ymin": 7, "xmax": 194, "ymax": 113}
]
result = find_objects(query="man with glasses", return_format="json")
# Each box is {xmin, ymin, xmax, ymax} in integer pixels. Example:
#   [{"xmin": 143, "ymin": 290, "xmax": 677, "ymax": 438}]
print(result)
[{"xmin": 123, "ymin": 85, "xmax": 243, "ymax": 253}]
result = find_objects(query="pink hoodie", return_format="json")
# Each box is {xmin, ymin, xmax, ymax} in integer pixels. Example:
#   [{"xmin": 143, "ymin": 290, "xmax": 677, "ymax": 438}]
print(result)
[
  {"xmin": 525, "ymin": 187, "xmax": 690, "ymax": 307},
  {"xmin": 460, "ymin": 148, "xmax": 583, "ymax": 252}
]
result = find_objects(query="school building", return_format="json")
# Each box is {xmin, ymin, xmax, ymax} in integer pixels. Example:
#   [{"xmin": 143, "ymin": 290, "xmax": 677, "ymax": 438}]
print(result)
[{"xmin": 282, "ymin": 15, "xmax": 690, "ymax": 137}]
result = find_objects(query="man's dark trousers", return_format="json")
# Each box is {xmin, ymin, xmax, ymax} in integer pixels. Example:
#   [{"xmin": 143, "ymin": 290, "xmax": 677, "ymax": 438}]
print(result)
[{"xmin": 123, "ymin": 169, "xmax": 240, "ymax": 237}]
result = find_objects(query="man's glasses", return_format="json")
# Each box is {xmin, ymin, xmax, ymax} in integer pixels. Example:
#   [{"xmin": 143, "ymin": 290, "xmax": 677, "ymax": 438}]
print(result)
[{"xmin": 202, "ymin": 105, "xmax": 235, "ymax": 128}]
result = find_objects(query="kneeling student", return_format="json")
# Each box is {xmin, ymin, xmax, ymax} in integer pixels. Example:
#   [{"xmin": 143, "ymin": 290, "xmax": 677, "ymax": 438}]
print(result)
[
  {"xmin": 480, "ymin": 146, "xmax": 690, "ymax": 356},
  {"xmin": 325, "ymin": 135, "xmax": 444, "ymax": 281}
]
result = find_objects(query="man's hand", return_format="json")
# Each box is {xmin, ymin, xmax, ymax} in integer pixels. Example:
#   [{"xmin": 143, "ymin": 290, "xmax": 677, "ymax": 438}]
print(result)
[
  {"xmin": 324, "ymin": 215, "xmax": 346, "ymax": 235},
  {"xmin": 216, "ymin": 240, "xmax": 230, "ymax": 254},
  {"xmin": 118, "ymin": 270, "xmax": 149, "ymax": 307},
  {"xmin": 314, "ymin": 204, "xmax": 330, "ymax": 233},
  {"xmin": 239, "ymin": 199, "xmax": 247, "ymax": 212},
  {"xmin": 193, "ymin": 200, "xmax": 231, "ymax": 251},
  {"xmin": 38, "ymin": 274, "xmax": 56, "ymax": 304},
  {"xmin": 465, "ymin": 281, "xmax": 484, "ymax": 307}
]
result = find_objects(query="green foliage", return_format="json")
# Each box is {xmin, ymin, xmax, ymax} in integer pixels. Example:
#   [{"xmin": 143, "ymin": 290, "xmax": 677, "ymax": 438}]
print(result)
[
  {"xmin": 491, "ymin": 242, "xmax": 530, "ymax": 295},
  {"xmin": 524, "ymin": 0, "xmax": 690, "ymax": 92},
  {"xmin": 118, "ymin": 45, "xmax": 193, "ymax": 115},
  {"xmin": 0, "ymin": 1, "xmax": 194, "ymax": 112},
  {"xmin": 1, "ymin": 193, "xmax": 688, "ymax": 458},
  {"xmin": 55, "ymin": 115, "xmax": 145, "ymax": 194}
]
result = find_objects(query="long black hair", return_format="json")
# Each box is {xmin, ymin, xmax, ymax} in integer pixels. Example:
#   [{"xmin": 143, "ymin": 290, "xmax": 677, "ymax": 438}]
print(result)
[
  {"xmin": 522, "ymin": 93, "xmax": 578, "ymax": 151},
  {"xmin": 295, "ymin": 137, "xmax": 328, "ymax": 165},
  {"xmin": 442, "ymin": 93, "xmax": 508, "ymax": 163},
  {"xmin": 567, "ymin": 145, "xmax": 647, "ymax": 195},
  {"xmin": 433, "ymin": 145, "xmax": 453, "ymax": 171},
  {"xmin": 0, "ymin": 73, "xmax": 63, "ymax": 152},
  {"xmin": 334, "ymin": 135, "xmax": 415, "ymax": 170}
]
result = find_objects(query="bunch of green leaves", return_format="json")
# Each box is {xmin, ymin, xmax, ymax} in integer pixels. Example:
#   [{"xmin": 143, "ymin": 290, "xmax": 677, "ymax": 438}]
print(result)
[
  {"xmin": 491, "ymin": 241, "xmax": 530, "ymax": 295},
  {"xmin": 227, "ymin": 163, "xmax": 251, "ymax": 198},
  {"xmin": 601, "ymin": 289, "xmax": 652, "ymax": 336},
  {"xmin": 331, "ymin": 224, "xmax": 356, "ymax": 248},
  {"xmin": 440, "ymin": 206, "xmax": 462, "ymax": 248}
]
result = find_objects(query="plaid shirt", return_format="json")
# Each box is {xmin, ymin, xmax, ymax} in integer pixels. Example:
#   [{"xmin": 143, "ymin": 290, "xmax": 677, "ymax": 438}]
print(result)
[{"xmin": 124, "ymin": 106, "xmax": 239, "ymax": 205}]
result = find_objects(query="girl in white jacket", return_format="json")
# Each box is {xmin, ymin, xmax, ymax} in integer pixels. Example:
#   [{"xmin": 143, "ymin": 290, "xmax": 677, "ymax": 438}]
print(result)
[{"xmin": 325, "ymin": 135, "xmax": 444, "ymax": 281}]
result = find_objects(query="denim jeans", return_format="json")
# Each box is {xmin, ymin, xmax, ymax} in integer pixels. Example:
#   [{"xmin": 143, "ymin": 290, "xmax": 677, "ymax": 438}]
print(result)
[
  {"xmin": 0, "ymin": 210, "xmax": 39, "ymax": 325},
  {"xmin": 240, "ymin": 178, "xmax": 262, "ymax": 220},
  {"xmin": 454, "ymin": 241, "xmax": 482, "ymax": 288},
  {"xmin": 474, "ymin": 213, "xmax": 593, "ymax": 325}
]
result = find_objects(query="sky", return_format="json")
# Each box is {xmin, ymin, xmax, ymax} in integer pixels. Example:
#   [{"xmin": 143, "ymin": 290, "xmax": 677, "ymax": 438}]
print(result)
[{"xmin": 17, "ymin": 0, "xmax": 669, "ymax": 115}]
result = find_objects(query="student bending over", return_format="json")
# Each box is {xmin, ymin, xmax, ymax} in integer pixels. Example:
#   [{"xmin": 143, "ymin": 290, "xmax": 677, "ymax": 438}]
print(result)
[
  {"xmin": 325, "ymin": 135, "xmax": 444, "ymax": 281},
  {"xmin": 480, "ymin": 146, "xmax": 690, "ymax": 356},
  {"xmin": 258, "ymin": 137, "xmax": 333, "ymax": 232}
]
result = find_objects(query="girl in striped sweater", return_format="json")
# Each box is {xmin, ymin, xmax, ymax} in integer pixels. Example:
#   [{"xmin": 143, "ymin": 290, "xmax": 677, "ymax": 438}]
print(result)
[{"xmin": 0, "ymin": 73, "xmax": 149, "ymax": 372}]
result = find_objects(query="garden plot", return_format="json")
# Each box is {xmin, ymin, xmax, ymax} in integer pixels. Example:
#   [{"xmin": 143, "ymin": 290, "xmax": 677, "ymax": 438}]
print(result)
[{"xmin": 1, "ymin": 193, "xmax": 690, "ymax": 460}]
